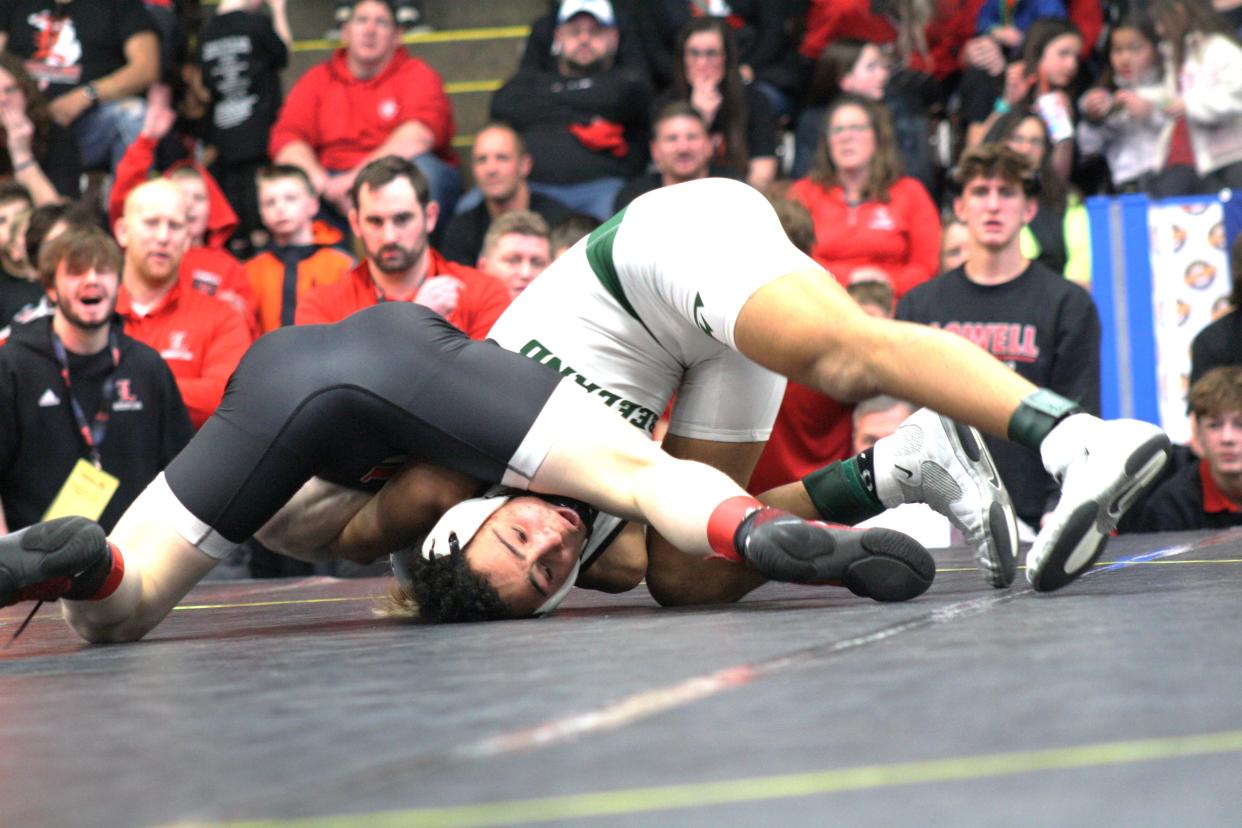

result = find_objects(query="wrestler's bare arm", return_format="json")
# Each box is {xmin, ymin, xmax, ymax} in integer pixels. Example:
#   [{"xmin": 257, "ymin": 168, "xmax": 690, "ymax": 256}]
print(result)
[{"xmin": 330, "ymin": 462, "xmax": 479, "ymax": 562}]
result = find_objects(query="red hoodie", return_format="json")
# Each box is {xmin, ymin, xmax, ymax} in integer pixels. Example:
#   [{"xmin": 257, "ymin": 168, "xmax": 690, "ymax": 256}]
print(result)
[{"xmin": 269, "ymin": 47, "xmax": 456, "ymax": 171}]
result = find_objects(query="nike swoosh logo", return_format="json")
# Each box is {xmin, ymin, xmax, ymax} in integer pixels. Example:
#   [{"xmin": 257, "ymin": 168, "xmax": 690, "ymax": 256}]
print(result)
[{"xmin": 894, "ymin": 464, "xmax": 915, "ymax": 479}]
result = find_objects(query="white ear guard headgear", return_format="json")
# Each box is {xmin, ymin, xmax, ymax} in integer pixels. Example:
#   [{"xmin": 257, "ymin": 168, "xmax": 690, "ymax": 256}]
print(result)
[{"xmin": 390, "ymin": 489, "xmax": 583, "ymax": 616}]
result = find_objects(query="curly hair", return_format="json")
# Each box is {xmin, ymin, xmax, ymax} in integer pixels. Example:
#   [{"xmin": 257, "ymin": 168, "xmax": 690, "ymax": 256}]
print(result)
[
  {"xmin": 0, "ymin": 52, "xmax": 50, "ymax": 170},
  {"xmin": 808, "ymin": 94, "xmax": 903, "ymax": 202},
  {"xmin": 380, "ymin": 548, "xmax": 516, "ymax": 623}
]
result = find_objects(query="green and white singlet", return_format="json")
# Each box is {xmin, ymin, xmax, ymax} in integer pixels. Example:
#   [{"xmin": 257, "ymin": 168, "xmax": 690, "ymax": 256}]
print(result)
[{"xmin": 489, "ymin": 178, "xmax": 817, "ymax": 443}]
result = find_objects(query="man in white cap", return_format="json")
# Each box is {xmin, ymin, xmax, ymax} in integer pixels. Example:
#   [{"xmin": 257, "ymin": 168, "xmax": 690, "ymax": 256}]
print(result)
[{"xmin": 489, "ymin": 0, "xmax": 649, "ymax": 220}]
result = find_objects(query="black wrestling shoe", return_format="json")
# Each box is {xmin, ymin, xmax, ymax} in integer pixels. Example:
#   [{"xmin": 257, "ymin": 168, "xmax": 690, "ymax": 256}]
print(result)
[
  {"xmin": 737, "ymin": 510, "xmax": 935, "ymax": 602},
  {"xmin": 0, "ymin": 517, "xmax": 110, "ymax": 606}
]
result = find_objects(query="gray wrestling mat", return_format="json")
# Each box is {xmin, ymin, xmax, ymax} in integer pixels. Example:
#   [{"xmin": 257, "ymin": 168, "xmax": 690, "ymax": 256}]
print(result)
[{"xmin": 3, "ymin": 530, "xmax": 1241, "ymax": 827}]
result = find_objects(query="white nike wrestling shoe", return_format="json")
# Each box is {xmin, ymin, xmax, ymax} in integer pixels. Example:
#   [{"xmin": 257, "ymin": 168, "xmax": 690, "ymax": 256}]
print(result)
[
  {"xmin": 1027, "ymin": 414, "xmax": 1171, "ymax": 592},
  {"xmin": 874, "ymin": 408, "xmax": 1019, "ymax": 588}
]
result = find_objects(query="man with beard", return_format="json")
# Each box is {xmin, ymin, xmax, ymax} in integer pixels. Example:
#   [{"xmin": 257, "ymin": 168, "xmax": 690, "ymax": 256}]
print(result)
[
  {"xmin": 114, "ymin": 180, "xmax": 253, "ymax": 429},
  {"xmin": 613, "ymin": 102, "xmax": 740, "ymax": 211},
  {"xmin": 0, "ymin": 226, "xmax": 191, "ymax": 534},
  {"xmin": 490, "ymin": 0, "xmax": 650, "ymax": 220},
  {"xmin": 295, "ymin": 156, "xmax": 510, "ymax": 338}
]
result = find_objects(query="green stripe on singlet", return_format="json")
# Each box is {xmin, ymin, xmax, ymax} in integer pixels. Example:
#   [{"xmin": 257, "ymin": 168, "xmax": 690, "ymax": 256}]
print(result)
[
  {"xmin": 584, "ymin": 208, "xmax": 661, "ymax": 343},
  {"xmin": 584, "ymin": 209, "xmax": 637, "ymax": 317}
]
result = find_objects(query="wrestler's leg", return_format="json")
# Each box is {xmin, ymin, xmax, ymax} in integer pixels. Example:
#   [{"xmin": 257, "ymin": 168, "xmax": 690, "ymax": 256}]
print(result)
[
  {"xmin": 62, "ymin": 476, "xmax": 218, "ymax": 643},
  {"xmin": 529, "ymin": 387, "xmax": 934, "ymax": 601},
  {"xmin": 734, "ymin": 270, "xmax": 1037, "ymax": 435},
  {"xmin": 734, "ymin": 269, "xmax": 1170, "ymax": 592},
  {"xmin": 642, "ymin": 433, "xmax": 768, "ymax": 606}
]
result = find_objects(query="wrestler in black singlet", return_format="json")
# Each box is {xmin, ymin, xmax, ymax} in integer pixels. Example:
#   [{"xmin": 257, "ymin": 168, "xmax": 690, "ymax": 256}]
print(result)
[{"xmin": 164, "ymin": 303, "xmax": 564, "ymax": 544}]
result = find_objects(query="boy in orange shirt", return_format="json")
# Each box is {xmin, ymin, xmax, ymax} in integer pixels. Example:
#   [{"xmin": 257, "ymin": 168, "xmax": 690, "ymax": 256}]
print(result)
[{"xmin": 245, "ymin": 165, "xmax": 354, "ymax": 334}]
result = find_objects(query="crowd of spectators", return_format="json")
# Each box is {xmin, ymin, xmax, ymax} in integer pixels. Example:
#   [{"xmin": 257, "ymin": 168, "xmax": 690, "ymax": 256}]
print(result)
[{"xmin": 1, "ymin": 0, "xmax": 1240, "ymax": 561}]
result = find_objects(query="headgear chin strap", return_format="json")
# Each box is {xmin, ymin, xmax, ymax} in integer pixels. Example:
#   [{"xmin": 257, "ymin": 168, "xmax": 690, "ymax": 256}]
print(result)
[{"xmin": 393, "ymin": 487, "xmax": 585, "ymax": 616}]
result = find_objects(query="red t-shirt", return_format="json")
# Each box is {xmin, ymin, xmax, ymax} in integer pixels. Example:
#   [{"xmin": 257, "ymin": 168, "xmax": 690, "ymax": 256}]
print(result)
[{"xmin": 294, "ymin": 249, "xmax": 510, "ymax": 339}]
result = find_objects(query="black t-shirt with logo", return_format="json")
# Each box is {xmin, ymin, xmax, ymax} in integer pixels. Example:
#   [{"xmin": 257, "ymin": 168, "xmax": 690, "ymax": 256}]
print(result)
[
  {"xmin": 0, "ymin": 0, "xmax": 156, "ymax": 99},
  {"xmin": 198, "ymin": 10, "xmax": 288, "ymax": 163}
]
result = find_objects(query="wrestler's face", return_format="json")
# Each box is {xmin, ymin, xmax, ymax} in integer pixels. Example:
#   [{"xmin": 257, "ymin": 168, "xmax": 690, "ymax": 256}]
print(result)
[
  {"xmin": 472, "ymin": 127, "xmax": 529, "ymax": 204},
  {"xmin": 465, "ymin": 496, "xmax": 587, "ymax": 616},
  {"xmin": 118, "ymin": 184, "xmax": 191, "ymax": 284},
  {"xmin": 479, "ymin": 232, "xmax": 551, "ymax": 296},
  {"xmin": 50, "ymin": 263, "xmax": 119, "ymax": 330},
  {"xmin": 651, "ymin": 114, "xmax": 713, "ymax": 182},
  {"xmin": 351, "ymin": 178, "xmax": 437, "ymax": 277},
  {"xmin": 1196, "ymin": 409, "xmax": 1242, "ymax": 481},
  {"xmin": 954, "ymin": 175, "xmax": 1036, "ymax": 251}
]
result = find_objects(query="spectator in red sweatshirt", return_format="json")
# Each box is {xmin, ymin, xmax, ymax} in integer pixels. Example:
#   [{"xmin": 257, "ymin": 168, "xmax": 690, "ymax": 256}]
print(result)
[
  {"xmin": 295, "ymin": 156, "xmax": 509, "ymax": 339},
  {"xmin": 114, "ymin": 179, "xmax": 252, "ymax": 428},
  {"xmin": 269, "ymin": 0, "xmax": 459, "ymax": 224},
  {"xmin": 788, "ymin": 94, "xmax": 941, "ymax": 300}
]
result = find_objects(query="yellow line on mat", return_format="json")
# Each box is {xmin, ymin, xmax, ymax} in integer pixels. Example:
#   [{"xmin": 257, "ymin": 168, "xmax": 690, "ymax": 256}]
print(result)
[
  {"xmin": 215, "ymin": 729, "xmax": 1242, "ymax": 828},
  {"xmin": 172, "ymin": 596, "xmax": 372, "ymax": 612}
]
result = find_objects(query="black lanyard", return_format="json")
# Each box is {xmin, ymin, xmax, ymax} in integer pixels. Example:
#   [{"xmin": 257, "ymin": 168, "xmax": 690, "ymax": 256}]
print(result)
[{"xmin": 49, "ymin": 326, "xmax": 120, "ymax": 469}]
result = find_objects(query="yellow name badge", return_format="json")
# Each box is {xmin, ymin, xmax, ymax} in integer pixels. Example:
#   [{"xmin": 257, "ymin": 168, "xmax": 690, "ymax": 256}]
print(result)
[{"xmin": 43, "ymin": 459, "xmax": 120, "ymax": 522}]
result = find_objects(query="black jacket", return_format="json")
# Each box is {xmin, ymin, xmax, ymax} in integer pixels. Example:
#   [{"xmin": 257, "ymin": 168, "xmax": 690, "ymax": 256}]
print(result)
[{"xmin": 0, "ymin": 316, "xmax": 192, "ymax": 531}]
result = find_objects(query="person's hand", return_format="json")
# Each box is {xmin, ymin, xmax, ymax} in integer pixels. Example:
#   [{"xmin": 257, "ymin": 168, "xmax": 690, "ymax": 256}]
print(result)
[
  {"xmin": 962, "ymin": 35, "xmax": 1005, "ymax": 75},
  {"xmin": 413, "ymin": 276, "xmax": 464, "ymax": 317},
  {"xmin": 321, "ymin": 172, "xmax": 354, "ymax": 215},
  {"xmin": 690, "ymin": 80, "xmax": 722, "ymax": 124},
  {"xmin": 1002, "ymin": 62, "xmax": 1035, "ymax": 105},
  {"xmin": 1080, "ymin": 88, "xmax": 1114, "ymax": 121},
  {"xmin": 1114, "ymin": 90, "xmax": 1155, "ymax": 120},
  {"xmin": 48, "ymin": 87, "xmax": 94, "ymax": 127},
  {"xmin": 140, "ymin": 83, "xmax": 177, "ymax": 141},
  {"xmin": 1164, "ymin": 96, "xmax": 1186, "ymax": 120},
  {"xmin": 0, "ymin": 99, "xmax": 35, "ymax": 159},
  {"xmin": 991, "ymin": 25, "xmax": 1023, "ymax": 49}
]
